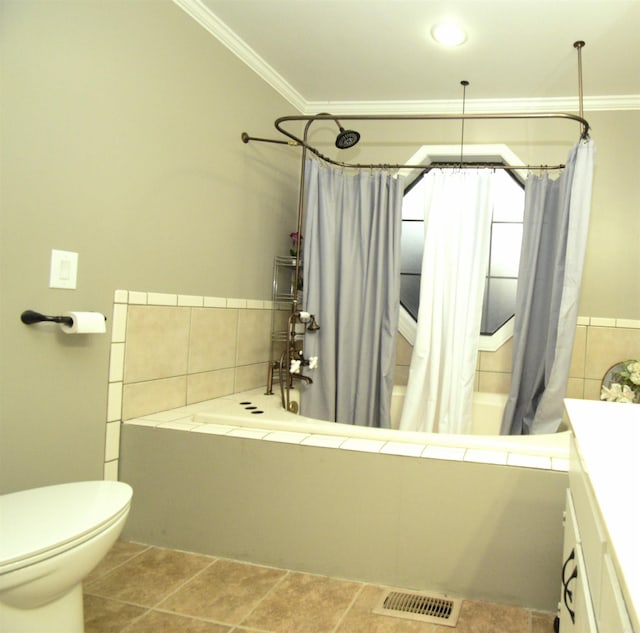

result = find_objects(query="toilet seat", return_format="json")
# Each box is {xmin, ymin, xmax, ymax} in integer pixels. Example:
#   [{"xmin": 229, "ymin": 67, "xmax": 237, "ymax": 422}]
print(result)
[{"xmin": 0, "ymin": 481, "xmax": 132, "ymax": 574}]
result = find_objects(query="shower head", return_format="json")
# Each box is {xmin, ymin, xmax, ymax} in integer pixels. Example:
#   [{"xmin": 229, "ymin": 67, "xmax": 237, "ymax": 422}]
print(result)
[
  {"xmin": 315, "ymin": 113, "xmax": 361, "ymax": 150},
  {"xmin": 335, "ymin": 126, "xmax": 361, "ymax": 149}
]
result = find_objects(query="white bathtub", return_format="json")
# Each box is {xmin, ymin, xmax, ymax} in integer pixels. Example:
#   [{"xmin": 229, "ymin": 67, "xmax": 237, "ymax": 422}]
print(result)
[
  {"xmin": 390, "ymin": 385, "xmax": 507, "ymax": 433},
  {"xmin": 128, "ymin": 385, "xmax": 569, "ymax": 464}
]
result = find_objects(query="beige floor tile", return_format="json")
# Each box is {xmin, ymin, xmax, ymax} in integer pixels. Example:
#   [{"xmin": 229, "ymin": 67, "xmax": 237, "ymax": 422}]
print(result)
[
  {"xmin": 335, "ymin": 585, "xmax": 438, "ymax": 632},
  {"xmin": 159, "ymin": 558, "xmax": 287, "ymax": 624},
  {"xmin": 83, "ymin": 594, "xmax": 147, "ymax": 633},
  {"xmin": 240, "ymin": 571, "xmax": 362, "ymax": 633},
  {"xmin": 85, "ymin": 546, "xmax": 214, "ymax": 607},
  {"xmin": 435, "ymin": 599, "xmax": 529, "ymax": 633},
  {"xmin": 83, "ymin": 543, "xmax": 551, "ymax": 633},
  {"xmin": 85, "ymin": 541, "xmax": 149, "ymax": 585},
  {"xmin": 122, "ymin": 609, "xmax": 231, "ymax": 632},
  {"xmin": 531, "ymin": 610, "xmax": 557, "ymax": 633}
]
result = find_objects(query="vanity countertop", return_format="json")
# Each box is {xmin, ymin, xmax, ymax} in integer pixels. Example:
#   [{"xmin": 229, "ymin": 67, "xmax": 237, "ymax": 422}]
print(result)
[{"xmin": 564, "ymin": 398, "xmax": 640, "ymax": 629}]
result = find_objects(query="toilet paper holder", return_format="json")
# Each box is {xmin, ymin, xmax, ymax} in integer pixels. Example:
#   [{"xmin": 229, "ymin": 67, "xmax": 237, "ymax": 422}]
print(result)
[{"xmin": 20, "ymin": 309, "xmax": 107, "ymax": 327}]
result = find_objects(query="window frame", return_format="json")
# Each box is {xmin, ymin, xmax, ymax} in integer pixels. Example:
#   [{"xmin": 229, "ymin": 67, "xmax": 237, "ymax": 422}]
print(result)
[{"xmin": 397, "ymin": 144, "xmax": 526, "ymax": 353}]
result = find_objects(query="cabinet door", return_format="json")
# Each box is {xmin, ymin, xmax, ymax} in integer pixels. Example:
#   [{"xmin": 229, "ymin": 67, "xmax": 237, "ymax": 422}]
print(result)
[
  {"xmin": 559, "ymin": 490, "xmax": 580, "ymax": 632},
  {"xmin": 599, "ymin": 553, "xmax": 633, "ymax": 633},
  {"xmin": 560, "ymin": 491, "xmax": 599, "ymax": 633}
]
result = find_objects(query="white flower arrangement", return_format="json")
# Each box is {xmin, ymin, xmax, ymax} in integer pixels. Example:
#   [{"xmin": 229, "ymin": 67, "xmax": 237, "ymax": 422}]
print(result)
[{"xmin": 600, "ymin": 360, "xmax": 640, "ymax": 404}]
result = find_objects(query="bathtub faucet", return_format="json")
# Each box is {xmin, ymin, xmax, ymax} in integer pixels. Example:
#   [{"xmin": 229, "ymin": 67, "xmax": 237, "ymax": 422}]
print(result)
[
  {"xmin": 292, "ymin": 373, "xmax": 313, "ymax": 385},
  {"xmin": 271, "ymin": 310, "xmax": 320, "ymax": 410}
]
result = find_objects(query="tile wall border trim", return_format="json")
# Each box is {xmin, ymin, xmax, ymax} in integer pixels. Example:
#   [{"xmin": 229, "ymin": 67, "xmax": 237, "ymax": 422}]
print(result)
[{"xmin": 113, "ymin": 289, "xmax": 275, "ymax": 310}]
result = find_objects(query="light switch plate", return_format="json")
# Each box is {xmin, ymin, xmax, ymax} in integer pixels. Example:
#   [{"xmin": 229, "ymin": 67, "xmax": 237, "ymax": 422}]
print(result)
[{"xmin": 50, "ymin": 249, "xmax": 78, "ymax": 289}]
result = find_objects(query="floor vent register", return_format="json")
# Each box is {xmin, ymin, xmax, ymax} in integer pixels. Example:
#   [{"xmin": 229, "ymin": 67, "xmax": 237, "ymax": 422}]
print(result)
[{"xmin": 373, "ymin": 589, "xmax": 461, "ymax": 627}]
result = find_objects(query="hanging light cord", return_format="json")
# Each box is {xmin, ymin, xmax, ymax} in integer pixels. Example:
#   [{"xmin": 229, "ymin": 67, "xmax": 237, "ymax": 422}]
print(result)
[{"xmin": 460, "ymin": 80, "xmax": 469, "ymax": 167}]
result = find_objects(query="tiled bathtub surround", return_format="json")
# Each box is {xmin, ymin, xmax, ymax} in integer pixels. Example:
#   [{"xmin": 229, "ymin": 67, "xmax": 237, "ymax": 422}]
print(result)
[
  {"xmin": 104, "ymin": 289, "xmax": 286, "ymax": 479},
  {"xmin": 105, "ymin": 288, "xmax": 640, "ymax": 478}
]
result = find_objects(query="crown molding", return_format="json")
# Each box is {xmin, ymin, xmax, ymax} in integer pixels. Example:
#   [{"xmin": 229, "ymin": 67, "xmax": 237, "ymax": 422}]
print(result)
[
  {"xmin": 173, "ymin": 0, "xmax": 307, "ymax": 112},
  {"xmin": 175, "ymin": 0, "xmax": 640, "ymax": 116},
  {"xmin": 303, "ymin": 95, "xmax": 640, "ymax": 116}
]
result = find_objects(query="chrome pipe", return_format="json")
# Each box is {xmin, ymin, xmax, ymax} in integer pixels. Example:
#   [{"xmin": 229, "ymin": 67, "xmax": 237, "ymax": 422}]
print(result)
[{"xmin": 241, "ymin": 131, "xmax": 298, "ymax": 146}]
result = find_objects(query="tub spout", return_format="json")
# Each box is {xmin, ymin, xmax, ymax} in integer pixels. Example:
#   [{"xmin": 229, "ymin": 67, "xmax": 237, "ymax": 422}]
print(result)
[{"xmin": 293, "ymin": 374, "xmax": 313, "ymax": 385}]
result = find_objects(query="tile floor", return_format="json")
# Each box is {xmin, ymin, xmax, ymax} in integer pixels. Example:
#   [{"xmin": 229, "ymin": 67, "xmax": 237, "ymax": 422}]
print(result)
[{"xmin": 83, "ymin": 541, "xmax": 557, "ymax": 633}]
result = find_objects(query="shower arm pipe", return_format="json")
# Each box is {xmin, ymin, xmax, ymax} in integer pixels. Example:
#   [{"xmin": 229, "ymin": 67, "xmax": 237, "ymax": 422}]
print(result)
[
  {"xmin": 240, "ymin": 131, "xmax": 299, "ymax": 146},
  {"xmin": 272, "ymin": 111, "xmax": 590, "ymax": 172},
  {"xmin": 277, "ymin": 118, "xmax": 313, "ymax": 412},
  {"xmin": 290, "ymin": 112, "xmax": 349, "ymax": 314},
  {"xmin": 291, "ymin": 117, "xmax": 313, "ymax": 313},
  {"xmin": 275, "ymin": 116, "xmax": 324, "ymax": 412}
]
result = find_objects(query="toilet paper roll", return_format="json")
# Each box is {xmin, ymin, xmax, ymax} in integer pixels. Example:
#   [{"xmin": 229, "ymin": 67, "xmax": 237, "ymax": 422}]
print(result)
[{"xmin": 60, "ymin": 311, "xmax": 107, "ymax": 334}]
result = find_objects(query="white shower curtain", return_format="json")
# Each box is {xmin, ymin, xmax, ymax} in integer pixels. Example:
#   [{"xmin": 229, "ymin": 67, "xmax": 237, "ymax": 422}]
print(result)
[
  {"xmin": 501, "ymin": 139, "xmax": 595, "ymax": 435},
  {"xmin": 399, "ymin": 169, "xmax": 493, "ymax": 434},
  {"xmin": 301, "ymin": 159, "xmax": 404, "ymax": 427}
]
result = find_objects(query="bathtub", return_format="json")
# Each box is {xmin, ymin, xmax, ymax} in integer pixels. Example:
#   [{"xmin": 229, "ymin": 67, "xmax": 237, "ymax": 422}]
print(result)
[
  {"xmin": 120, "ymin": 386, "xmax": 570, "ymax": 612},
  {"xmin": 159, "ymin": 386, "xmax": 570, "ymax": 463}
]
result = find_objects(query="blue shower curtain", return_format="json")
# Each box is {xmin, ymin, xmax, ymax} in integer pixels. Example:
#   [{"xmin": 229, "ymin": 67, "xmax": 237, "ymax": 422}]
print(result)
[
  {"xmin": 501, "ymin": 139, "xmax": 595, "ymax": 435},
  {"xmin": 300, "ymin": 159, "xmax": 404, "ymax": 427}
]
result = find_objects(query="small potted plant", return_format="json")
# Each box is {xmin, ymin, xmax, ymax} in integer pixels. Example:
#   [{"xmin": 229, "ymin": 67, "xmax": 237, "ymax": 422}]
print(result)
[{"xmin": 289, "ymin": 231, "xmax": 303, "ymax": 257}]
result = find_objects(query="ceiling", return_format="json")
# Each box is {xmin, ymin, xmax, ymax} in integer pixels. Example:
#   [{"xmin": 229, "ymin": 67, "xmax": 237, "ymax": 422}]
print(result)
[{"xmin": 179, "ymin": 0, "xmax": 640, "ymax": 114}]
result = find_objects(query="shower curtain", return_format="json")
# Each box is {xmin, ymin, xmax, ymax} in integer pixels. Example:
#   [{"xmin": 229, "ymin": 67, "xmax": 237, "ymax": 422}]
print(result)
[
  {"xmin": 501, "ymin": 138, "xmax": 595, "ymax": 435},
  {"xmin": 399, "ymin": 169, "xmax": 493, "ymax": 434},
  {"xmin": 301, "ymin": 159, "xmax": 404, "ymax": 427}
]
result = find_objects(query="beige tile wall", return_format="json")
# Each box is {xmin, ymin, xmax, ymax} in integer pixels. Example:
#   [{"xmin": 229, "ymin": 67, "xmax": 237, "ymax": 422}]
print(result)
[
  {"xmin": 104, "ymin": 289, "xmax": 277, "ymax": 478},
  {"xmin": 120, "ymin": 302, "xmax": 271, "ymax": 420},
  {"xmin": 395, "ymin": 317, "xmax": 640, "ymax": 400}
]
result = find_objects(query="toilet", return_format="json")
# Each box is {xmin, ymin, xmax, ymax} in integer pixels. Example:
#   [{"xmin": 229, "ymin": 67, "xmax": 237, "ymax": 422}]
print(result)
[{"xmin": 0, "ymin": 480, "xmax": 133, "ymax": 633}]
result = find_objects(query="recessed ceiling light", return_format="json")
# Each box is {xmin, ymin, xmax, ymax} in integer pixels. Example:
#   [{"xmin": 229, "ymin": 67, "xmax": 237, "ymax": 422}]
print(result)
[{"xmin": 431, "ymin": 22, "xmax": 467, "ymax": 46}]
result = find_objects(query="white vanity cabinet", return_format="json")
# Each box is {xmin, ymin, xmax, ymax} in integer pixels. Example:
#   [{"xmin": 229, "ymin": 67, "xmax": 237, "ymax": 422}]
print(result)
[{"xmin": 559, "ymin": 400, "xmax": 639, "ymax": 633}]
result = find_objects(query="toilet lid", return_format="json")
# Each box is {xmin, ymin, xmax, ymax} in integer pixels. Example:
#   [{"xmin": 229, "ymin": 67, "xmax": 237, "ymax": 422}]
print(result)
[{"xmin": 0, "ymin": 480, "xmax": 132, "ymax": 568}]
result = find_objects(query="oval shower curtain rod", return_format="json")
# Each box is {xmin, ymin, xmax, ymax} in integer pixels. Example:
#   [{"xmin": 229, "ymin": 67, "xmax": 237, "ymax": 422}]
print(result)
[
  {"xmin": 242, "ymin": 110, "xmax": 590, "ymax": 172},
  {"xmin": 269, "ymin": 111, "xmax": 590, "ymax": 172},
  {"xmin": 241, "ymin": 41, "xmax": 590, "ymax": 172}
]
